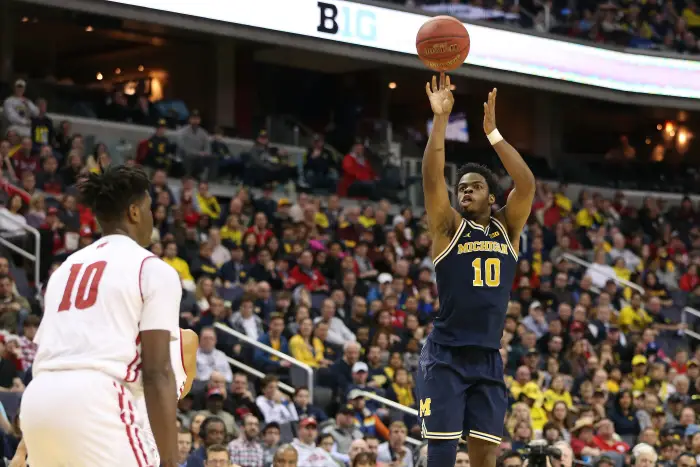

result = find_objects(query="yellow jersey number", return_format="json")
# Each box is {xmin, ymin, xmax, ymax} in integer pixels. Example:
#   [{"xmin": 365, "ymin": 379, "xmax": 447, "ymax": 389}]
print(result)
[{"xmin": 472, "ymin": 257, "xmax": 501, "ymax": 287}]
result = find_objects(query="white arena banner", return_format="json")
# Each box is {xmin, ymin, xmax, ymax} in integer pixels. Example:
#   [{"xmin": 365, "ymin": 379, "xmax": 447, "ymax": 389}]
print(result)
[{"xmin": 106, "ymin": 0, "xmax": 700, "ymax": 99}]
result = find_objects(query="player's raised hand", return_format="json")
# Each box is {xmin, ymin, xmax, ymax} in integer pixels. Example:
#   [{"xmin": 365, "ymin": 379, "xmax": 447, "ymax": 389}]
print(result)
[
  {"xmin": 426, "ymin": 73, "xmax": 454, "ymax": 116},
  {"xmin": 483, "ymin": 88, "xmax": 498, "ymax": 134}
]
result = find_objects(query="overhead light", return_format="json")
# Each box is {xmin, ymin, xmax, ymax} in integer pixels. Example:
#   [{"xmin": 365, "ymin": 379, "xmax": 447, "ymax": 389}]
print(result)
[
  {"xmin": 645, "ymin": 138, "xmax": 651, "ymax": 145},
  {"xmin": 138, "ymin": 65, "xmax": 145, "ymax": 72},
  {"xmin": 96, "ymin": 72, "xmax": 103, "ymax": 81},
  {"xmin": 85, "ymin": 25, "xmax": 93, "ymax": 32},
  {"xmin": 388, "ymin": 82, "xmax": 397, "ymax": 90},
  {"xmin": 21, "ymin": 17, "xmax": 29, "ymax": 23},
  {"xmin": 656, "ymin": 124, "xmax": 662, "ymax": 131},
  {"xmin": 115, "ymin": 68, "xmax": 121, "ymax": 75}
]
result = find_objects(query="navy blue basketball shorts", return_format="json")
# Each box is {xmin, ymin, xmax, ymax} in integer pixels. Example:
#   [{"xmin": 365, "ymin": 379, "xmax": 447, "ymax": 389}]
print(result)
[{"xmin": 415, "ymin": 335, "xmax": 507, "ymax": 445}]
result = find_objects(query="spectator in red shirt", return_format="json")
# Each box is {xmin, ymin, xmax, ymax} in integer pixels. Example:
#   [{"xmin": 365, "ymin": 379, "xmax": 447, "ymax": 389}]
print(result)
[
  {"xmin": 289, "ymin": 250, "xmax": 328, "ymax": 292},
  {"xmin": 36, "ymin": 155, "xmax": 64, "ymax": 195},
  {"xmin": 12, "ymin": 137, "xmax": 39, "ymax": 175},
  {"xmin": 671, "ymin": 349, "xmax": 689, "ymax": 374},
  {"xmin": 570, "ymin": 418, "xmax": 602, "ymax": 459},
  {"xmin": 246, "ymin": 212, "xmax": 274, "ymax": 247},
  {"xmin": 534, "ymin": 191, "xmax": 562, "ymax": 228},
  {"xmin": 680, "ymin": 264, "xmax": 699, "ymax": 292},
  {"xmin": 592, "ymin": 419, "xmax": 630, "ymax": 454},
  {"xmin": 338, "ymin": 141, "xmax": 377, "ymax": 199},
  {"xmin": 0, "ymin": 166, "xmax": 29, "ymax": 205},
  {"xmin": 19, "ymin": 315, "xmax": 39, "ymax": 370}
]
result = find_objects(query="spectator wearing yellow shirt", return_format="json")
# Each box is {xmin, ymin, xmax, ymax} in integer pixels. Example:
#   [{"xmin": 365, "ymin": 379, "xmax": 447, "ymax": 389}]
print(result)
[
  {"xmin": 289, "ymin": 318, "xmax": 330, "ymax": 369},
  {"xmin": 543, "ymin": 375, "xmax": 574, "ymax": 412},
  {"xmin": 575, "ymin": 199, "xmax": 604, "ymax": 229},
  {"xmin": 196, "ymin": 180, "xmax": 221, "ymax": 220},
  {"xmin": 554, "ymin": 188, "xmax": 572, "ymax": 213},
  {"xmin": 359, "ymin": 205, "xmax": 376, "ymax": 229},
  {"xmin": 619, "ymin": 292, "xmax": 653, "ymax": 333},
  {"xmin": 519, "ymin": 382, "xmax": 548, "ymax": 433},
  {"xmin": 510, "ymin": 366, "xmax": 532, "ymax": 401},
  {"xmin": 683, "ymin": 0, "xmax": 700, "ymax": 28},
  {"xmin": 221, "ymin": 214, "xmax": 243, "ymax": 246},
  {"xmin": 162, "ymin": 241, "xmax": 195, "ymax": 291},
  {"xmin": 631, "ymin": 355, "xmax": 650, "ymax": 392}
]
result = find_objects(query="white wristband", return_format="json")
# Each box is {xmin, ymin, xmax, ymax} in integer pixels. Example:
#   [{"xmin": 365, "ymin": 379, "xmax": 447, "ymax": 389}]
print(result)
[{"xmin": 487, "ymin": 129, "xmax": 503, "ymax": 146}]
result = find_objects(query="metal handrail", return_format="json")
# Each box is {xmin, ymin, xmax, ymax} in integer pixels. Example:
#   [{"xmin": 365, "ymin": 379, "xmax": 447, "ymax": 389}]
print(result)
[
  {"xmin": 226, "ymin": 356, "xmax": 295, "ymax": 394},
  {"xmin": 0, "ymin": 210, "xmax": 41, "ymax": 293},
  {"xmin": 357, "ymin": 391, "xmax": 421, "ymax": 446},
  {"xmin": 560, "ymin": 253, "xmax": 645, "ymax": 295},
  {"xmin": 682, "ymin": 307, "xmax": 700, "ymax": 341},
  {"xmin": 214, "ymin": 322, "xmax": 314, "ymax": 400}
]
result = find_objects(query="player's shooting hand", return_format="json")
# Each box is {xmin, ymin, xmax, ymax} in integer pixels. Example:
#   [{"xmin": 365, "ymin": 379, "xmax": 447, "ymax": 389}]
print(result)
[
  {"xmin": 426, "ymin": 73, "xmax": 454, "ymax": 116},
  {"xmin": 483, "ymin": 88, "xmax": 498, "ymax": 135}
]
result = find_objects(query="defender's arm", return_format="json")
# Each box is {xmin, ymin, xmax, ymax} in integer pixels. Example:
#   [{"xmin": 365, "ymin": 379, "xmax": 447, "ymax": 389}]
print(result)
[{"xmin": 180, "ymin": 329, "xmax": 199, "ymax": 397}]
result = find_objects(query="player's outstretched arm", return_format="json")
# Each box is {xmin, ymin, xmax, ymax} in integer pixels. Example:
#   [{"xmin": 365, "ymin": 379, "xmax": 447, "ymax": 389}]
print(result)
[
  {"xmin": 423, "ymin": 73, "xmax": 461, "ymax": 243},
  {"xmin": 483, "ymin": 88, "xmax": 535, "ymax": 245},
  {"xmin": 180, "ymin": 329, "xmax": 199, "ymax": 398}
]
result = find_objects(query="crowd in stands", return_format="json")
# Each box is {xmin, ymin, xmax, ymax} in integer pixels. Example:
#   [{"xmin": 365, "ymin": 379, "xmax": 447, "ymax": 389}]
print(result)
[
  {"xmin": 1, "ymin": 80, "xmax": 700, "ymax": 467},
  {"xmin": 385, "ymin": 0, "xmax": 700, "ymax": 55}
]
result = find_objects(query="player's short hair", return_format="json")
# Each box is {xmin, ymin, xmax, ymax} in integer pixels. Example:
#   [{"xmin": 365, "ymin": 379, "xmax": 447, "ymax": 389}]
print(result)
[
  {"xmin": 77, "ymin": 165, "xmax": 150, "ymax": 224},
  {"xmin": 455, "ymin": 163, "xmax": 499, "ymax": 198},
  {"xmin": 205, "ymin": 444, "xmax": 228, "ymax": 458}
]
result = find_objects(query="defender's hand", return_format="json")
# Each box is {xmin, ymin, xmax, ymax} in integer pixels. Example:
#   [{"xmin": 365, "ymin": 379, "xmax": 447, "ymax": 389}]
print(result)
[
  {"xmin": 483, "ymin": 88, "xmax": 498, "ymax": 135},
  {"xmin": 426, "ymin": 73, "xmax": 454, "ymax": 116}
]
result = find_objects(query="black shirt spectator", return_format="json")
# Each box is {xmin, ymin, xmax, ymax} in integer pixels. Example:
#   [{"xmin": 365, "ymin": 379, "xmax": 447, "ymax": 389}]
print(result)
[{"xmin": 30, "ymin": 99, "xmax": 55, "ymax": 149}]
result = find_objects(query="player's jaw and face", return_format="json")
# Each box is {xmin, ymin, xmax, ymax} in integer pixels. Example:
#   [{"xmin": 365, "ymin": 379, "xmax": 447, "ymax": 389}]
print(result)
[
  {"xmin": 127, "ymin": 191, "xmax": 154, "ymax": 247},
  {"xmin": 456, "ymin": 173, "xmax": 493, "ymax": 220}
]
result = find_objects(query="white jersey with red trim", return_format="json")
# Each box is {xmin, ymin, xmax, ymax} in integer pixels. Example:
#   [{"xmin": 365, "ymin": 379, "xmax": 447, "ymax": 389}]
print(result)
[{"xmin": 33, "ymin": 234, "xmax": 181, "ymax": 384}]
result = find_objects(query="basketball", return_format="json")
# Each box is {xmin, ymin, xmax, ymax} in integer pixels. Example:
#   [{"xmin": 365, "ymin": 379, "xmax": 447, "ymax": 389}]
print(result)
[{"xmin": 416, "ymin": 16, "xmax": 470, "ymax": 72}]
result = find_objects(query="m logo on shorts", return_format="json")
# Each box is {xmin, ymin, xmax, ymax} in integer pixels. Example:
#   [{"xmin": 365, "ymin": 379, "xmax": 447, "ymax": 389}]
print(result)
[{"xmin": 419, "ymin": 398, "xmax": 432, "ymax": 417}]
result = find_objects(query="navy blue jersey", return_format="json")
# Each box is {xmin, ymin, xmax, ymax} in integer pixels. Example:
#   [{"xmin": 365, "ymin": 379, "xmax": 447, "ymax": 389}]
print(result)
[{"xmin": 431, "ymin": 216, "xmax": 517, "ymax": 349}]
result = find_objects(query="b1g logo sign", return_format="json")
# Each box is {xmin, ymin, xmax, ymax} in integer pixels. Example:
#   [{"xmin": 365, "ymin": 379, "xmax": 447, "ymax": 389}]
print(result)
[{"xmin": 317, "ymin": 1, "xmax": 377, "ymax": 43}]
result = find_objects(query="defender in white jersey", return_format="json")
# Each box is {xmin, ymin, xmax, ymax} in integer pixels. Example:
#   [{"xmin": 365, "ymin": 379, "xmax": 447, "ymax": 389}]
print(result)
[
  {"xmin": 135, "ymin": 329, "xmax": 199, "ymax": 465},
  {"xmin": 11, "ymin": 329, "xmax": 199, "ymax": 467},
  {"xmin": 20, "ymin": 166, "xmax": 181, "ymax": 467}
]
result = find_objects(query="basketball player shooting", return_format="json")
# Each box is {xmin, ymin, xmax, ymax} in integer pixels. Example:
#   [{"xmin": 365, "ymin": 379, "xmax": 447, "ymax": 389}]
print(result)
[
  {"xmin": 416, "ymin": 73, "xmax": 535, "ymax": 467},
  {"xmin": 19, "ymin": 166, "xmax": 183, "ymax": 467}
]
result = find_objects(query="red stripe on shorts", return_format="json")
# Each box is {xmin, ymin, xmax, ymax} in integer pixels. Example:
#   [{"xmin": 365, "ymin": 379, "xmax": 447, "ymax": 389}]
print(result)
[
  {"xmin": 128, "ymin": 399, "xmax": 150, "ymax": 466},
  {"xmin": 116, "ymin": 383, "xmax": 144, "ymax": 467}
]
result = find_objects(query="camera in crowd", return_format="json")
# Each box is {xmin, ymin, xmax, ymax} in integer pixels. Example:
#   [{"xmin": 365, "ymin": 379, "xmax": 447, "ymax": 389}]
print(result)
[{"xmin": 523, "ymin": 440, "xmax": 562, "ymax": 467}]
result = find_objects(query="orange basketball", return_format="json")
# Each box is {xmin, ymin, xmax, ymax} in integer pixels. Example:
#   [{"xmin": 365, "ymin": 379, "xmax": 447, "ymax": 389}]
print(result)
[{"xmin": 416, "ymin": 16, "xmax": 470, "ymax": 72}]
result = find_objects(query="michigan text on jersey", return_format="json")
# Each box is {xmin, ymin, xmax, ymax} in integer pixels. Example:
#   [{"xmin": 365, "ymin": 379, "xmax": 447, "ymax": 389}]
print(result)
[{"xmin": 456, "ymin": 240, "xmax": 509, "ymax": 255}]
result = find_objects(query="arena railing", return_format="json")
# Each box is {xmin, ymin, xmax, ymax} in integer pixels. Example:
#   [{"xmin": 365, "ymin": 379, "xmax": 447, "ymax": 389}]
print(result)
[
  {"xmin": 225, "ymin": 356, "xmax": 295, "ymax": 395},
  {"xmin": 559, "ymin": 253, "xmax": 646, "ymax": 296},
  {"xmin": 682, "ymin": 307, "xmax": 700, "ymax": 342},
  {"xmin": 356, "ymin": 390, "xmax": 422, "ymax": 447},
  {"xmin": 213, "ymin": 322, "xmax": 315, "ymax": 400},
  {"xmin": 0, "ymin": 210, "xmax": 41, "ymax": 295}
]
